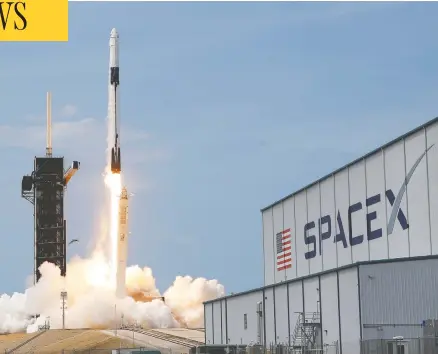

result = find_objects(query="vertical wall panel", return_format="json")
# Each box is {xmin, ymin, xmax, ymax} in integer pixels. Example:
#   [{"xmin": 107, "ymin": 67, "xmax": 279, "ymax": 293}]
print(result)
[
  {"xmin": 226, "ymin": 292, "xmax": 263, "ymax": 344},
  {"xmin": 222, "ymin": 300, "xmax": 227, "ymax": 344},
  {"xmin": 295, "ymin": 192, "xmax": 309, "ymax": 277},
  {"xmin": 426, "ymin": 123, "xmax": 438, "ymax": 254},
  {"xmin": 273, "ymin": 203, "xmax": 286, "ymax": 283},
  {"xmin": 288, "ymin": 281, "xmax": 304, "ymax": 342},
  {"xmin": 264, "ymin": 288, "xmax": 275, "ymax": 345},
  {"xmin": 320, "ymin": 273, "xmax": 340, "ymax": 347},
  {"xmin": 274, "ymin": 285, "xmax": 288, "ymax": 344},
  {"xmin": 320, "ymin": 176, "xmax": 337, "ymax": 271},
  {"xmin": 365, "ymin": 151, "xmax": 388, "ymax": 261},
  {"xmin": 307, "ymin": 184, "xmax": 322, "ymax": 274},
  {"xmin": 213, "ymin": 301, "xmax": 222, "ymax": 344},
  {"xmin": 284, "ymin": 197, "xmax": 298, "ymax": 280},
  {"xmin": 349, "ymin": 160, "xmax": 369, "ymax": 263},
  {"xmin": 385, "ymin": 140, "xmax": 409, "ymax": 258},
  {"xmin": 335, "ymin": 170, "xmax": 351, "ymax": 267},
  {"xmin": 360, "ymin": 258, "xmax": 438, "ymax": 340},
  {"xmin": 205, "ymin": 303, "xmax": 213, "ymax": 344},
  {"xmin": 263, "ymin": 209, "xmax": 274, "ymax": 286},
  {"xmin": 339, "ymin": 267, "xmax": 360, "ymax": 354},
  {"xmin": 405, "ymin": 130, "xmax": 431, "ymax": 257},
  {"xmin": 303, "ymin": 277, "xmax": 319, "ymax": 314}
]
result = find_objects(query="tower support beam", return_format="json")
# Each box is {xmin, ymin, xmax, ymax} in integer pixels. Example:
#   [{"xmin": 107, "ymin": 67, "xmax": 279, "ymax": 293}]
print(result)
[{"xmin": 21, "ymin": 92, "xmax": 80, "ymax": 284}]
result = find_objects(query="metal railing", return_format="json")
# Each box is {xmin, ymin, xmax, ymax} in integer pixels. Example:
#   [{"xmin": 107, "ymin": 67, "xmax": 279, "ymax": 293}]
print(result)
[
  {"xmin": 290, "ymin": 312, "xmax": 322, "ymax": 350},
  {"xmin": 122, "ymin": 326, "xmax": 203, "ymax": 348},
  {"xmin": 270, "ymin": 343, "xmax": 338, "ymax": 354}
]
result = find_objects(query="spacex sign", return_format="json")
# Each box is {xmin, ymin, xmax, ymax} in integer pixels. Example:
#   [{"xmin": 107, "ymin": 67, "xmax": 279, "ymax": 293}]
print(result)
[{"xmin": 303, "ymin": 145, "xmax": 434, "ymax": 260}]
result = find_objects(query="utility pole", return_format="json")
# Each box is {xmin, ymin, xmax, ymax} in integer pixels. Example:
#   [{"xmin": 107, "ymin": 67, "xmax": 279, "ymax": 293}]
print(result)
[
  {"xmin": 114, "ymin": 304, "xmax": 117, "ymax": 336},
  {"xmin": 60, "ymin": 291, "xmax": 67, "ymax": 329}
]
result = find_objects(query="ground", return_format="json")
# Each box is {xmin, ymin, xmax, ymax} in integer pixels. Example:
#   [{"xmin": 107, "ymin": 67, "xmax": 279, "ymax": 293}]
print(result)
[
  {"xmin": 0, "ymin": 329, "xmax": 139, "ymax": 353},
  {"xmin": 0, "ymin": 328, "xmax": 205, "ymax": 353}
]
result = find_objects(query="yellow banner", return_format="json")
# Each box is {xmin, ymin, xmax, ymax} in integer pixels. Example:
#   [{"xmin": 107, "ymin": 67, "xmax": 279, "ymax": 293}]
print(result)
[{"xmin": 0, "ymin": 0, "xmax": 68, "ymax": 42}]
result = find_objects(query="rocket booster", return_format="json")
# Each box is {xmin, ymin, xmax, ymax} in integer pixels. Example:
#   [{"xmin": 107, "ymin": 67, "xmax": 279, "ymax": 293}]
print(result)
[
  {"xmin": 116, "ymin": 186, "xmax": 129, "ymax": 298},
  {"xmin": 109, "ymin": 28, "xmax": 121, "ymax": 174}
]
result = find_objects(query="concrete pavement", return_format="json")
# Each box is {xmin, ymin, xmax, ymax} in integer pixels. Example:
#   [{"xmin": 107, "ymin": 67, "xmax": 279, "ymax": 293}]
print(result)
[{"xmin": 101, "ymin": 329, "xmax": 191, "ymax": 354}]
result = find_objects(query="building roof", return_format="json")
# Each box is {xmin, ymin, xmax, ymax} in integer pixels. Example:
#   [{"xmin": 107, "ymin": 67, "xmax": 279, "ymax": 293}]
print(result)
[
  {"xmin": 204, "ymin": 254, "xmax": 438, "ymax": 304},
  {"xmin": 261, "ymin": 116, "xmax": 438, "ymax": 212}
]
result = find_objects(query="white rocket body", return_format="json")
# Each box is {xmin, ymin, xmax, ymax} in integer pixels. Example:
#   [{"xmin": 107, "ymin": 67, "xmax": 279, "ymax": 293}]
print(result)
[
  {"xmin": 109, "ymin": 28, "xmax": 121, "ymax": 173},
  {"xmin": 116, "ymin": 187, "xmax": 129, "ymax": 298}
]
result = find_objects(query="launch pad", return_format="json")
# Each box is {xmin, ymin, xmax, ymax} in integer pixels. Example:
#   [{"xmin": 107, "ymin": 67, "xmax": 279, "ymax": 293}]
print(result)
[{"xmin": 21, "ymin": 93, "xmax": 80, "ymax": 284}]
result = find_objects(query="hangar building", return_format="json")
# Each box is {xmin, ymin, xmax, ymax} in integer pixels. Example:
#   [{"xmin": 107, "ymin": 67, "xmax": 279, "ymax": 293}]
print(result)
[{"xmin": 204, "ymin": 117, "xmax": 438, "ymax": 354}]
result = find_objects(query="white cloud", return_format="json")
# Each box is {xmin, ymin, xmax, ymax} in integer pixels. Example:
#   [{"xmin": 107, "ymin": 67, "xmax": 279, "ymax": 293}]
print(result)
[
  {"xmin": 0, "ymin": 105, "xmax": 172, "ymax": 195},
  {"xmin": 0, "ymin": 118, "xmax": 100, "ymax": 150},
  {"xmin": 0, "ymin": 108, "xmax": 172, "ymax": 177},
  {"xmin": 20, "ymin": 104, "xmax": 78, "ymax": 124},
  {"xmin": 60, "ymin": 104, "xmax": 78, "ymax": 118},
  {"xmin": 0, "ymin": 118, "xmax": 152, "ymax": 151}
]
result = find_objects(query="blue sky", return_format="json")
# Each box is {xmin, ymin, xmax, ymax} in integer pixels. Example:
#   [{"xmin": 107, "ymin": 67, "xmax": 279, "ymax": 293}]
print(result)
[{"xmin": 1, "ymin": 1, "xmax": 438, "ymax": 295}]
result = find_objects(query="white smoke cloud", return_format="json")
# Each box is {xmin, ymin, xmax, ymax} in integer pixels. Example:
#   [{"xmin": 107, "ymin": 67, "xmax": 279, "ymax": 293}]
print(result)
[
  {"xmin": 165, "ymin": 276, "xmax": 225, "ymax": 328},
  {"xmin": 0, "ymin": 102, "xmax": 224, "ymax": 335},
  {"xmin": 126, "ymin": 266, "xmax": 161, "ymax": 297},
  {"xmin": 0, "ymin": 252, "xmax": 224, "ymax": 334}
]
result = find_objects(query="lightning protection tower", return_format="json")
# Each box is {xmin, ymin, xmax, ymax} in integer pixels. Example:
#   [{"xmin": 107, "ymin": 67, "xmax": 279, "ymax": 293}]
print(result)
[{"xmin": 21, "ymin": 92, "xmax": 80, "ymax": 284}]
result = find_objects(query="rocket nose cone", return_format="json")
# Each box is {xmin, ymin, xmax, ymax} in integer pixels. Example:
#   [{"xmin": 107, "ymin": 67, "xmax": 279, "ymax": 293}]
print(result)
[{"xmin": 111, "ymin": 28, "xmax": 118, "ymax": 37}]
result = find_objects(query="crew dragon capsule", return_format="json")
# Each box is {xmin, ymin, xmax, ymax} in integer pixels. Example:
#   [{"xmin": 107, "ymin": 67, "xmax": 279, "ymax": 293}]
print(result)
[{"xmin": 109, "ymin": 28, "xmax": 121, "ymax": 174}]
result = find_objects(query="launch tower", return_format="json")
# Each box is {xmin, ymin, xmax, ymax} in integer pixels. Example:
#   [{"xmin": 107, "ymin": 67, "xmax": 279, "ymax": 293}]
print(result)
[{"xmin": 21, "ymin": 92, "xmax": 80, "ymax": 284}]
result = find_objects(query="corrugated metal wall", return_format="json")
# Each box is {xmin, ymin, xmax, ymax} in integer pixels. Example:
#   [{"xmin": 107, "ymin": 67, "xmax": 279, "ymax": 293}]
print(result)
[
  {"xmin": 339, "ymin": 267, "xmax": 361, "ymax": 354},
  {"xmin": 205, "ymin": 302, "xmax": 213, "ymax": 343},
  {"xmin": 359, "ymin": 258, "xmax": 438, "ymax": 340},
  {"xmin": 213, "ymin": 301, "xmax": 222, "ymax": 344},
  {"xmin": 204, "ymin": 265, "xmax": 360, "ymax": 352},
  {"xmin": 226, "ymin": 290, "xmax": 263, "ymax": 345},
  {"xmin": 205, "ymin": 258, "xmax": 438, "ymax": 353}
]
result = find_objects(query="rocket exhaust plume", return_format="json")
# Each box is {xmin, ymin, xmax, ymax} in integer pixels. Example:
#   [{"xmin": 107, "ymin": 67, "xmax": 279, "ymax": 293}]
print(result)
[
  {"xmin": 0, "ymin": 28, "xmax": 224, "ymax": 334},
  {"xmin": 116, "ymin": 187, "xmax": 129, "ymax": 298}
]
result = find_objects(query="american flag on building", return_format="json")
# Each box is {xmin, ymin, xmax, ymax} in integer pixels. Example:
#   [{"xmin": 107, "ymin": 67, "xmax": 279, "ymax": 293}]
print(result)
[{"xmin": 276, "ymin": 228, "xmax": 292, "ymax": 271}]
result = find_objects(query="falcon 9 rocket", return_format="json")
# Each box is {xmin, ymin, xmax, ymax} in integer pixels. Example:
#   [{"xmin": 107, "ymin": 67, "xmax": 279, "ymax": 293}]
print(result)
[
  {"xmin": 109, "ymin": 28, "xmax": 121, "ymax": 174},
  {"xmin": 108, "ymin": 28, "xmax": 129, "ymax": 298}
]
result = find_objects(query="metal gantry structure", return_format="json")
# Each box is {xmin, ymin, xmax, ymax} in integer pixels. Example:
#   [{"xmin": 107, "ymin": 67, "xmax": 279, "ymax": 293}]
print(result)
[{"xmin": 21, "ymin": 92, "xmax": 80, "ymax": 284}]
